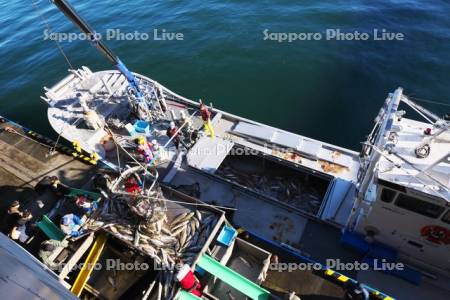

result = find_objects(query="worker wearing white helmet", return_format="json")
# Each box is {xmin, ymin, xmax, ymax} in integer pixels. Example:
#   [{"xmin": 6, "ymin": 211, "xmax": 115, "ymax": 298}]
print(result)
[{"xmin": 167, "ymin": 122, "xmax": 181, "ymax": 150}]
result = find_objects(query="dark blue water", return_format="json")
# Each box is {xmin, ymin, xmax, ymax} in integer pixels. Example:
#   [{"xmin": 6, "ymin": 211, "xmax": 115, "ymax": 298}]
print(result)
[{"xmin": 1, "ymin": 0, "xmax": 449, "ymax": 150}]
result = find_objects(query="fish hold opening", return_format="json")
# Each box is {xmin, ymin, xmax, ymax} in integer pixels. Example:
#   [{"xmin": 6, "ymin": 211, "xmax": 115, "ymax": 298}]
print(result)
[{"xmin": 216, "ymin": 145, "xmax": 331, "ymax": 216}]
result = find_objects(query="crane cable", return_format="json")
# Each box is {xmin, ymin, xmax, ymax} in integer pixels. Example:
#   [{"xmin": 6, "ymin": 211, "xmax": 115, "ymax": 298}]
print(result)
[
  {"xmin": 409, "ymin": 96, "xmax": 450, "ymax": 108},
  {"xmin": 31, "ymin": 0, "xmax": 74, "ymax": 69},
  {"xmin": 31, "ymin": 0, "xmax": 79, "ymax": 155}
]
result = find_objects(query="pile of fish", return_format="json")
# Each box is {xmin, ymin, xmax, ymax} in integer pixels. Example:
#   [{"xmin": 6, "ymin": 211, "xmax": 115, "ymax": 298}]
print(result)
[
  {"xmin": 86, "ymin": 169, "xmax": 218, "ymax": 299},
  {"xmin": 217, "ymin": 163, "xmax": 323, "ymax": 215},
  {"xmin": 88, "ymin": 191, "xmax": 217, "ymax": 264}
]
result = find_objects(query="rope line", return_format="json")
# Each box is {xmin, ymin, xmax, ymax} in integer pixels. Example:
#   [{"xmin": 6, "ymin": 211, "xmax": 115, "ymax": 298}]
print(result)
[
  {"xmin": 408, "ymin": 96, "xmax": 450, "ymax": 108},
  {"xmin": 49, "ymin": 117, "xmax": 82, "ymax": 155},
  {"xmin": 111, "ymin": 192, "xmax": 237, "ymax": 211},
  {"xmin": 3, "ymin": 127, "xmax": 53, "ymax": 149},
  {"xmin": 31, "ymin": 0, "xmax": 74, "ymax": 69}
]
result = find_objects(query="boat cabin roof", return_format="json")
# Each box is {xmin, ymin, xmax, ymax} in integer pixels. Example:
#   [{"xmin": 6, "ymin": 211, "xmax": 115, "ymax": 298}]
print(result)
[{"xmin": 376, "ymin": 117, "xmax": 450, "ymax": 201}]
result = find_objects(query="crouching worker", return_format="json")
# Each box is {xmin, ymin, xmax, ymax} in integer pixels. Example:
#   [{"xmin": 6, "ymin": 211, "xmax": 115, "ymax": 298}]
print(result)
[
  {"xmin": 2, "ymin": 201, "xmax": 23, "ymax": 235},
  {"xmin": 39, "ymin": 239, "xmax": 68, "ymax": 270},
  {"xmin": 9, "ymin": 210, "xmax": 33, "ymax": 243},
  {"xmin": 34, "ymin": 176, "xmax": 70, "ymax": 197},
  {"xmin": 167, "ymin": 122, "xmax": 188, "ymax": 151},
  {"xmin": 60, "ymin": 213, "xmax": 84, "ymax": 237}
]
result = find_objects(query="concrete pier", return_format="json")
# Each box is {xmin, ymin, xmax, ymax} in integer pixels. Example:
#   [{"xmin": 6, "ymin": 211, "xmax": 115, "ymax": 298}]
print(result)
[{"xmin": 0, "ymin": 119, "xmax": 98, "ymax": 229}]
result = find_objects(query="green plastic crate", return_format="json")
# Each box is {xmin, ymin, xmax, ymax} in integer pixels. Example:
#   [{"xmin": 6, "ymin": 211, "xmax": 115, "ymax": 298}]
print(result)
[{"xmin": 37, "ymin": 215, "xmax": 65, "ymax": 241}]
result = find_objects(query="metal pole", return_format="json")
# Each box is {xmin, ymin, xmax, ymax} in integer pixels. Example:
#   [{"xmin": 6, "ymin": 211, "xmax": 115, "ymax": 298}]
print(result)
[{"xmin": 51, "ymin": 0, "xmax": 144, "ymax": 96}]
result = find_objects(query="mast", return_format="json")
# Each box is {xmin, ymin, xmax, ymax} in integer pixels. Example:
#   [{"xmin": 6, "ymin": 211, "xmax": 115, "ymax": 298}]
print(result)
[
  {"xmin": 50, "ymin": 0, "xmax": 147, "ymax": 108},
  {"xmin": 347, "ymin": 88, "xmax": 403, "ymax": 229}
]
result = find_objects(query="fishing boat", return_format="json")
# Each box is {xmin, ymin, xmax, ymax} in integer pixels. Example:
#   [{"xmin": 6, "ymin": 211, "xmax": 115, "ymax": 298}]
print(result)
[{"xmin": 19, "ymin": 0, "xmax": 450, "ymax": 299}]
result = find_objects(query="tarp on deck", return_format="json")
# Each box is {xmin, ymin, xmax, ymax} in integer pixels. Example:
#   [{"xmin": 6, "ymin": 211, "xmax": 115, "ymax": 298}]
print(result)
[{"xmin": 187, "ymin": 137, "xmax": 234, "ymax": 174}]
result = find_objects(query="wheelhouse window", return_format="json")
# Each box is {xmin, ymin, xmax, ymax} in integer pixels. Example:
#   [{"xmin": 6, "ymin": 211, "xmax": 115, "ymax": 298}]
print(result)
[
  {"xmin": 395, "ymin": 194, "xmax": 445, "ymax": 218},
  {"xmin": 442, "ymin": 210, "xmax": 450, "ymax": 225},
  {"xmin": 380, "ymin": 188, "xmax": 396, "ymax": 203}
]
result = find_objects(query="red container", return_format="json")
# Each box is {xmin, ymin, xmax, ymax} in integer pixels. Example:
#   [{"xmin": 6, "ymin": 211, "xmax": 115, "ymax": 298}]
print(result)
[{"xmin": 177, "ymin": 264, "xmax": 202, "ymax": 296}]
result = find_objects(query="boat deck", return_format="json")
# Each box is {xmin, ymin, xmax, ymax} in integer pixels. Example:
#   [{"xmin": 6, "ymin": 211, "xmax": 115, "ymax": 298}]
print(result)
[
  {"xmin": 44, "ymin": 69, "xmax": 361, "ymax": 182},
  {"xmin": 167, "ymin": 132, "xmax": 450, "ymax": 300},
  {"xmin": 39, "ymin": 69, "xmax": 450, "ymax": 299},
  {"xmin": 0, "ymin": 116, "xmax": 366, "ymax": 300},
  {"xmin": 168, "ymin": 163, "xmax": 359, "ymax": 264}
]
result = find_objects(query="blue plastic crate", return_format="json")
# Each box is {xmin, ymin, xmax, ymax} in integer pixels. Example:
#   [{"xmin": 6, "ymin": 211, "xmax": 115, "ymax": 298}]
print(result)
[
  {"xmin": 134, "ymin": 120, "xmax": 150, "ymax": 134},
  {"xmin": 217, "ymin": 225, "xmax": 237, "ymax": 247}
]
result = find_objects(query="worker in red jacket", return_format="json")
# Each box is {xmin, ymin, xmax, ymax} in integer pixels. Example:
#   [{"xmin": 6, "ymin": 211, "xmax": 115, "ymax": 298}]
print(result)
[
  {"xmin": 199, "ymin": 100, "xmax": 215, "ymax": 138},
  {"xmin": 167, "ymin": 121, "xmax": 188, "ymax": 150}
]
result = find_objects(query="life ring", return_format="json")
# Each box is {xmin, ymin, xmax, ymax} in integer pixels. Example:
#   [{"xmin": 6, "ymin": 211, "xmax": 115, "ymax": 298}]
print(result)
[{"xmin": 420, "ymin": 225, "xmax": 450, "ymax": 245}]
